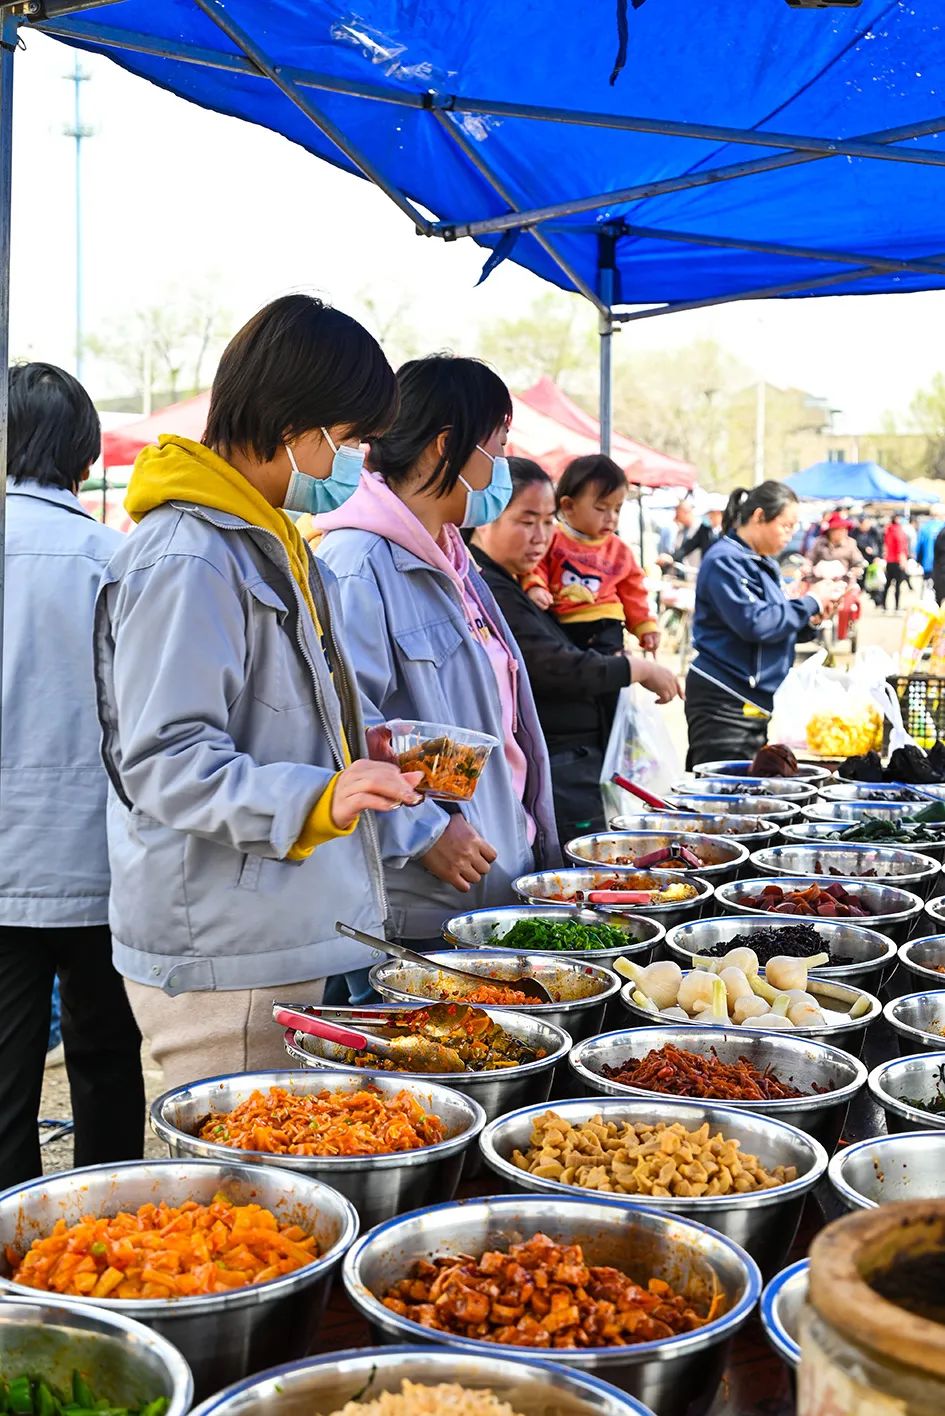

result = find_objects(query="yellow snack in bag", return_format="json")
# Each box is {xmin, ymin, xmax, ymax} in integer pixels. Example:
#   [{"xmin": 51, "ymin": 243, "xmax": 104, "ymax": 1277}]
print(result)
[
  {"xmin": 806, "ymin": 702, "xmax": 883, "ymax": 757},
  {"xmin": 900, "ymin": 605, "xmax": 942, "ymax": 674}
]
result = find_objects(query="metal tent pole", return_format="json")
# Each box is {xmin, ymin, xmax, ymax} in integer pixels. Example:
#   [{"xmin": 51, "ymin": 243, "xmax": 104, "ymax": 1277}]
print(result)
[
  {"xmin": 0, "ymin": 8, "xmax": 15, "ymax": 805},
  {"xmin": 597, "ymin": 230, "xmax": 617, "ymax": 457}
]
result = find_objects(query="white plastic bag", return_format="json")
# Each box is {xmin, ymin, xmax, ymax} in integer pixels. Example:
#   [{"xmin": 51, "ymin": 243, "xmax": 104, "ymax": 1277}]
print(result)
[{"xmin": 600, "ymin": 683, "xmax": 682, "ymax": 823}]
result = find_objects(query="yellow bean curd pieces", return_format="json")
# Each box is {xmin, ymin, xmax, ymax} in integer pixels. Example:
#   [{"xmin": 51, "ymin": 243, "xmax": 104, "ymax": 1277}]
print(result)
[{"xmin": 511, "ymin": 1112, "xmax": 797, "ymax": 1198}]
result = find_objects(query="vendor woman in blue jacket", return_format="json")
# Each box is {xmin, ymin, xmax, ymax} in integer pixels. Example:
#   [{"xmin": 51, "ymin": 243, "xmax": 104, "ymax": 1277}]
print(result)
[{"xmin": 686, "ymin": 481, "xmax": 842, "ymax": 767}]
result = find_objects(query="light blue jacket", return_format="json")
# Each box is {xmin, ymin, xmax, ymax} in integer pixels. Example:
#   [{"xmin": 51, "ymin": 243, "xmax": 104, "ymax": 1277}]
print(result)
[
  {"xmin": 94, "ymin": 500, "xmax": 390, "ymax": 993},
  {"xmin": 0, "ymin": 482, "xmax": 121, "ymax": 927},
  {"xmin": 317, "ymin": 529, "xmax": 560, "ymax": 939}
]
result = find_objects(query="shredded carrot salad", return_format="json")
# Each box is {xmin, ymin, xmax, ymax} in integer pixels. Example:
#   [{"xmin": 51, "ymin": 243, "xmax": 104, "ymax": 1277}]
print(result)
[
  {"xmin": 197, "ymin": 1085, "xmax": 448, "ymax": 1157},
  {"xmin": 6, "ymin": 1194, "xmax": 319, "ymax": 1300}
]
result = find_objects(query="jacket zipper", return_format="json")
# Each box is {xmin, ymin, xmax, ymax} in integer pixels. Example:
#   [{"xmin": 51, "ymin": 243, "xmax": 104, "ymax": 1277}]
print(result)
[{"xmin": 182, "ymin": 506, "xmax": 390, "ymax": 922}]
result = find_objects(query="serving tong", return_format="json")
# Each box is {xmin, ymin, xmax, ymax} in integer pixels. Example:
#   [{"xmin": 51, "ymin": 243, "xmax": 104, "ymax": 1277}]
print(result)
[
  {"xmin": 335, "ymin": 920, "xmax": 554, "ymax": 1004},
  {"xmin": 272, "ymin": 1003, "xmax": 470, "ymax": 1073}
]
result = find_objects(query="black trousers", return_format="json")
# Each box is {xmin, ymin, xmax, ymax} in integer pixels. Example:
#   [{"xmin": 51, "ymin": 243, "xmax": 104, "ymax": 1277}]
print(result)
[
  {"xmin": 685, "ymin": 672, "xmax": 768, "ymax": 769},
  {"xmin": 884, "ymin": 562, "xmax": 908, "ymax": 610},
  {"xmin": 0, "ymin": 924, "xmax": 145, "ymax": 1189}
]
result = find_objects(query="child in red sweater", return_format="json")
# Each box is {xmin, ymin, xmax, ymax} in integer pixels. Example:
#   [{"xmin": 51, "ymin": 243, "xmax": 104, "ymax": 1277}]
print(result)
[{"xmin": 524, "ymin": 454, "xmax": 659, "ymax": 655}]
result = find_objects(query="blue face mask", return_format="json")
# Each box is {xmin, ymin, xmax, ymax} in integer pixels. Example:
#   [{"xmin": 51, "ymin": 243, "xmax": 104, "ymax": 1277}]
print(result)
[
  {"xmin": 282, "ymin": 428, "xmax": 364, "ymax": 516},
  {"xmin": 458, "ymin": 445, "xmax": 513, "ymax": 529}
]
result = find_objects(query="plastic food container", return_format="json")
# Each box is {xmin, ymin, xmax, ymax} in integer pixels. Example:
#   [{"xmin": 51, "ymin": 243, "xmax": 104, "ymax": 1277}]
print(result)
[{"xmin": 386, "ymin": 718, "xmax": 498, "ymax": 801}]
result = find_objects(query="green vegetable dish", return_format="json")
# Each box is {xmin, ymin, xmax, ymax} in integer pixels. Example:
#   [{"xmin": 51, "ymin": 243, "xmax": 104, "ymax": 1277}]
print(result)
[
  {"xmin": 0, "ymin": 1372, "xmax": 168, "ymax": 1416},
  {"xmin": 491, "ymin": 917, "xmax": 631, "ymax": 952},
  {"xmin": 837, "ymin": 818, "xmax": 945, "ymax": 845}
]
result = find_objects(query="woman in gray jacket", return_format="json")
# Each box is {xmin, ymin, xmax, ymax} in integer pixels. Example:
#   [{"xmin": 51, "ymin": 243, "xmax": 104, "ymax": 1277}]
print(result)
[
  {"xmin": 94, "ymin": 296, "xmax": 423, "ymax": 1088},
  {"xmin": 317, "ymin": 355, "xmax": 559, "ymax": 957}
]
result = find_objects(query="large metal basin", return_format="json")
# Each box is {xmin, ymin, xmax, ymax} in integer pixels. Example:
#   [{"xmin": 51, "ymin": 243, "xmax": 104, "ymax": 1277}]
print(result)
[
  {"xmin": 565, "ymin": 832, "xmax": 747, "ymax": 885},
  {"xmin": 513, "ymin": 867, "xmax": 713, "ymax": 933},
  {"xmin": 611, "ymin": 812, "xmax": 780, "ymax": 849},
  {"xmin": 150, "ymin": 1069, "xmax": 484, "ymax": 1232},
  {"xmin": 0, "ymin": 1297, "xmax": 192, "ymax": 1416},
  {"xmin": 714, "ymin": 875, "xmax": 924, "ymax": 945},
  {"xmin": 802, "ymin": 799, "xmax": 921, "ymax": 826},
  {"xmin": 479, "ymin": 1095, "xmax": 827, "ymax": 1278},
  {"xmin": 749, "ymin": 842, "xmax": 941, "ymax": 901},
  {"xmin": 568, "ymin": 1026, "xmax": 866, "ymax": 1152},
  {"xmin": 443, "ymin": 905, "xmax": 665, "ymax": 967},
  {"xmin": 898, "ymin": 935, "xmax": 945, "ymax": 990},
  {"xmin": 672, "ymin": 776, "xmax": 817, "ymax": 804},
  {"xmin": 341, "ymin": 1194, "xmax": 760, "ymax": 1416},
  {"xmin": 369, "ymin": 948, "xmax": 619, "ymax": 1046},
  {"xmin": 781, "ymin": 819, "xmax": 945, "ymax": 865},
  {"xmin": 696, "ymin": 760, "xmax": 830, "ymax": 782},
  {"xmin": 0, "ymin": 1159, "xmax": 358, "ymax": 1400},
  {"xmin": 663, "ymin": 795, "xmax": 800, "ymax": 823},
  {"xmin": 188, "ymin": 1347, "xmax": 656, "ymax": 1416},
  {"xmin": 884, "ymin": 990, "xmax": 945, "ymax": 1054},
  {"xmin": 868, "ymin": 1051, "xmax": 945, "ymax": 1134},
  {"xmin": 665, "ymin": 914, "xmax": 896, "ymax": 995},
  {"xmin": 760, "ymin": 1260, "xmax": 807, "ymax": 1373},
  {"xmin": 817, "ymin": 782, "xmax": 927, "ymax": 803},
  {"xmin": 828, "ymin": 1130, "xmax": 945, "ymax": 1209}
]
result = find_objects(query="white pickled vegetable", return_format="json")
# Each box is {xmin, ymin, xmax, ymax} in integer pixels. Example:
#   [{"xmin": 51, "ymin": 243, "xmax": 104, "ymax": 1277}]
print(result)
[
  {"xmin": 742, "ymin": 1012, "xmax": 795, "ymax": 1030},
  {"xmin": 720, "ymin": 946, "xmax": 760, "ymax": 978},
  {"xmin": 615, "ymin": 958, "xmax": 682, "ymax": 1010},
  {"xmin": 733, "ymin": 995, "xmax": 769, "ymax": 1024},
  {"xmin": 703, "ymin": 975, "xmax": 730, "ymax": 1026},
  {"xmin": 677, "ymin": 969, "xmax": 718, "ymax": 1015},
  {"xmin": 788, "ymin": 1000, "xmax": 826, "ymax": 1027},
  {"xmin": 660, "ymin": 1005, "xmax": 690, "ymax": 1021},
  {"xmin": 718, "ymin": 965, "xmax": 753, "ymax": 1009},
  {"xmin": 765, "ymin": 953, "xmax": 829, "ymax": 992}
]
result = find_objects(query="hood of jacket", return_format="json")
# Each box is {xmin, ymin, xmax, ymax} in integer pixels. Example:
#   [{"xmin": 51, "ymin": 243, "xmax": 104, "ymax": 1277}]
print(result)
[{"xmin": 315, "ymin": 470, "xmax": 469, "ymax": 599}]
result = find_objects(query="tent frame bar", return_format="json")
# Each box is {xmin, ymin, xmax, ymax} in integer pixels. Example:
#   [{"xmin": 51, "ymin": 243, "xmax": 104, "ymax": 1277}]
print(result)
[{"xmin": 0, "ymin": 8, "xmax": 14, "ymax": 804}]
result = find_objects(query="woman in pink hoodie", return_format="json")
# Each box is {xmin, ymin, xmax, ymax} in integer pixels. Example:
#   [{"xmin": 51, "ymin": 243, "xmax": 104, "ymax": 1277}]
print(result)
[{"xmin": 317, "ymin": 356, "xmax": 559, "ymax": 975}]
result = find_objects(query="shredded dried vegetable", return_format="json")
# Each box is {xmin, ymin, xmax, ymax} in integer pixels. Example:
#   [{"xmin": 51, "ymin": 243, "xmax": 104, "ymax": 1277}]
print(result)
[{"xmin": 197, "ymin": 1085, "xmax": 447, "ymax": 1155}]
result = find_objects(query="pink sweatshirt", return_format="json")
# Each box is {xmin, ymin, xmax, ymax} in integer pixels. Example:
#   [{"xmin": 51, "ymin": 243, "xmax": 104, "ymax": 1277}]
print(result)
[{"xmin": 316, "ymin": 474, "xmax": 534, "ymax": 841}]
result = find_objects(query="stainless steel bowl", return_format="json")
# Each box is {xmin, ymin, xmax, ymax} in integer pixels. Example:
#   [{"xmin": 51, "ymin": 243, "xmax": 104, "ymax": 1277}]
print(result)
[
  {"xmin": 884, "ymin": 990, "xmax": 945, "ymax": 1054},
  {"xmin": 569, "ymin": 1026, "xmax": 866, "ymax": 1151},
  {"xmin": 817, "ymin": 782, "xmax": 925, "ymax": 803},
  {"xmin": 665, "ymin": 914, "xmax": 897, "ymax": 995},
  {"xmin": 0, "ymin": 1159, "xmax": 358, "ymax": 1400},
  {"xmin": 664, "ymin": 794, "xmax": 800, "ymax": 823},
  {"xmin": 672, "ymin": 775, "xmax": 817, "ymax": 804},
  {"xmin": 341, "ymin": 1194, "xmax": 761, "ymax": 1416},
  {"xmin": 782, "ymin": 819, "xmax": 945, "ymax": 864},
  {"xmin": 749, "ymin": 842, "xmax": 941, "ymax": 901},
  {"xmin": 443, "ymin": 905, "xmax": 665, "ymax": 966},
  {"xmin": 926, "ymin": 895, "xmax": 945, "ymax": 932},
  {"xmin": 0, "ymin": 1297, "xmax": 192, "ymax": 1416},
  {"xmin": 868, "ymin": 1051, "xmax": 945, "ymax": 1133},
  {"xmin": 479, "ymin": 1096, "xmax": 827, "ymax": 1278},
  {"xmin": 899, "ymin": 936, "xmax": 945, "ymax": 990},
  {"xmin": 282, "ymin": 1006, "xmax": 572, "ymax": 1176},
  {"xmin": 565, "ymin": 832, "xmax": 748, "ymax": 884},
  {"xmin": 760, "ymin": 1260, "xmax": 807, "ymax": 1372},
  {"xmin": 188, "ymin": 1346, "xmax": 656, "ymax": 1416},
  {"xmin": 513, "ymin": 868, "xmax": 714, "ymax": 932},
  {"xmin": 150, "ymin": 1069, "xmax": 484, "ymax": 1232},
  {"xmin": 612, "ymin": 812, "xmax": 781, "ymax": 849},
  {"xmin": 618, "ymin": 973, "xmax": 880, "ymax": 1056},
  {"xmin": 828, "ymin": 1130, "xmax": 945, "ymax": 1210},
  {"xmin": 696, "ymin": 760, "xmax": 831, "ymax": 782},
  {"xmin": 369, "ymin": 949, "xmax": 620, "ymax": 1046},
  {"xmin": 802, "ymin": 799, "xmax": 920, "ymax": 825},
  {"xmin": 714, "ymin": 875, "xmax": 924, "ymax": 945}
]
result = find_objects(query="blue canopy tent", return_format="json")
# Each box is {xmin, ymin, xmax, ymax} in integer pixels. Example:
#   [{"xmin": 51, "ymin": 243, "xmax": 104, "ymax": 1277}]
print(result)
[
  {"xmin": 786, "ymin": 460, "xmax": 915, "ymax": 501},
  {"xmin": 1, "ymin": 0, "xmax": 945, "ymax": 736}
]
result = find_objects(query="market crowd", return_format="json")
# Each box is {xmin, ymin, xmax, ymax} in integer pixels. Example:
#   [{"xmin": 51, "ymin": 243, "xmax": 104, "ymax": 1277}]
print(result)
[{"xmin": 0, "ymin": 291, "xmax": 933, "ymax": 1190}]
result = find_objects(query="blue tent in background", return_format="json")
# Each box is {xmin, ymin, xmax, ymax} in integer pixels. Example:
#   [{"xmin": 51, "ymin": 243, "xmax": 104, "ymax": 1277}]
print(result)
[{"xmin": 786, "ymin": 461, "xmax": 914, "ymax": 502}]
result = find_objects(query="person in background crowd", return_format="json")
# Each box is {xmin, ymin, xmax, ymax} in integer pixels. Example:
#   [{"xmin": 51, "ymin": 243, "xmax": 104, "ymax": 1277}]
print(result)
[
  {"xmin": 853, "ymin": 514, "xmax": 881, "ymax": 563},
  {"xmin": 473, "ymin": 458, "xmax": 681, "ymax": 842},
  {"xmin": 932, "ymin": 521, "xmax": 945, "ymax": 606},
  {"xmin": 523, "ymin": 454, "xmax": 659, "ymax": 656},
  {"xmin": 883, "ymin": 513, "xmax": 910, "ymax": 611},
  {"xmin": 657, "ymin": 499, "xmax": 695, "ymax": 558},
  {"xmin": 685, "ymin": 481, "xmax": 842, "ymax": 768},
  {"xmin": 94, "ymin": 296, "xmax": 424, "ymax": 1089},
  {"xmin": 809, "ymin": 511, "xmax": 866, "ymax": 576},
  {"xmin": 674, "ymin": 493, "xmax": 726, "ymax": 565},
  {"xmin": 317, "ymin": 355, "xmax": 559, "ymax": 961},
  {"xmin": 916, "ymin": 507, "xmax": 945, "ymax": 588},
  {"xmin": 0, "ymin": 363, "xmax": 144, "ymax": 1189}
]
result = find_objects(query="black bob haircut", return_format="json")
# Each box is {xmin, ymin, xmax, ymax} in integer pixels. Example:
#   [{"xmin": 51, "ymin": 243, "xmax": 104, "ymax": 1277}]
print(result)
[
  {"xmin": 508, "ymin": 456, "xmax": 553, "ymax": 501},
  {"xmin": 8, "ymin": 362, "xmax": 100, "ymax": 490},
  {"xmin": 368, "ymin": 354, "xmax": 512, "ymax": 497},
  {"xmin": 556, "ymin": 454, "xmax": 626, "ymax": 509},
  {"xmin": 723, "ymin": 480, "xmax": 798, "ymax": 534},
  {"xmin": 203, "ymin": 294, "xmax": 399, "ymax": 462}
]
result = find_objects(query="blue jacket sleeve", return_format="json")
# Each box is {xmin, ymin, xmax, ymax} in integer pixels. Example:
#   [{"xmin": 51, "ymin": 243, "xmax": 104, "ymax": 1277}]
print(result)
[
  {"xmin": 321, "ymin": 566, "xmax": 452, "ymax": 866},
  {"xmin": 701, "ymin": 559, "xmax": 818, "ymax": 644}
]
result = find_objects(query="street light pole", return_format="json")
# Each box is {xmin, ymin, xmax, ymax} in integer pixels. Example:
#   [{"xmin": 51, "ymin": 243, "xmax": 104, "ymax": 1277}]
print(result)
[{"xmin": 64, "ymin": 55, "xmax": 91, "ymax": 382}]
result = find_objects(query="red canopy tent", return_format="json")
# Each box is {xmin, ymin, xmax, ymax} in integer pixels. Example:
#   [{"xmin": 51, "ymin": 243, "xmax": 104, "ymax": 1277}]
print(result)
[
  {"xmin": 516, "ymin": 376, "xmax": 697, "ymax": 490},
  {"xmin": 102, "ymin": 391, "xmax": 210, "ymax": 468}
]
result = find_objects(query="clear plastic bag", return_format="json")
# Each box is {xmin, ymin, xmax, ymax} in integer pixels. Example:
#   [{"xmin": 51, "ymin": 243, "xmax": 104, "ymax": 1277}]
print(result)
[
  {"xmin": 600, "ymin": 683, "xmax": 682, "ymax": 823},
  {"xmin": 770, "ymin": 650, "xmax": 887, "ymax": 758}
]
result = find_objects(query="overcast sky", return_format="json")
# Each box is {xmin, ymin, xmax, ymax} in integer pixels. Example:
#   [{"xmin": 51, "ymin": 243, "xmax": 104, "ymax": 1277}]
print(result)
[{"xmin": 10, "ymin": 29, "xmax": 945, "ymax": 433}]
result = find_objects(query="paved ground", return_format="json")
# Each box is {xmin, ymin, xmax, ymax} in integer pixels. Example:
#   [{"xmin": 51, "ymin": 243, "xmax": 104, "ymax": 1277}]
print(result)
[{"xmin": 35, "ymin": 592, "xmax": 916, "ymax": 1173}]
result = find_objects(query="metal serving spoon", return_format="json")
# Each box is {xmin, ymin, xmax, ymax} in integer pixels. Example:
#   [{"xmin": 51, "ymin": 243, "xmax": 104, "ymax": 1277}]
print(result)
[
  {"xmin": 335, "ymin": 921, "xmax": 554, "ymax": 1004},
  {"xmin": 271, "ymin": 1004, "xmax": 467, "ymax": 1073}
]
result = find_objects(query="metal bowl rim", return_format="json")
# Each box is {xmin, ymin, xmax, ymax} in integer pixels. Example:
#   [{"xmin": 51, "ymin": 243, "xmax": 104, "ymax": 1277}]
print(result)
[
  {"xmin": 187, "ymin": 1344, "xmax": 656, "ymax": 1416},
  {"xmin": 149, "ymin": 1067, "xmax": 488, "ymax": 1170},
  {"xmin": 478, "ymin": 1095, "xmax": 829, "ymax": 1210},
  {"xmin": 867, "ymin": 1050, "xmax": 945, "ymax": 1128},
  {"xmin": 0, "ymin": 1157, "xmax": 359, "ymax": 1316},
  {"xmin": 664, "ymin": 914, "xmax": 898, "ymax": 973},
  {"xmin": 618, "ymin": 975, "xmax": 881, "ymax": 1036},
  {"xmin": 0, "ymin": 1294, "xmax": 194, "ymax": 1416},
  {"xmin": 884, "ymin": 990, "xmax": 945, "ymax": 1046},
  {"xmin": 827, "ymin": 1128, "xmax": 945, "ymax": 1210},
  {"xmin": 714, "ymin": 876, "xmax": 924, "ymax": 925},
  {"xmin": 369, "ymin": 950, "xmax": 622, "ymax": 1013},
  {"xmin": 567, "ymin": 1026, "xmax": 868, "ymax": 1111},
  {"xmin": 899, "ymin": 935, "xmax": 945, "ymax": 983},
  {"xmin": 760, "ymin": 1259, "xmax": 807, "ymax": 1367},
  {"xmin": 927, "ymin": 897, "xmax": 945, "ymax": 922},
  {"xmin": 341, "ymin": 1192, "xmax": 762, "ymax": 1359},
  {"xmin": 749, "ymin": 843, "xmax": 941, "ymax": 883},
  {"xmin": 512, "ymin": 868, "xmax": 715, "ymax": 915},
  {"xmin": 443, "ymin": 904, "xmax": 667, "ymax": 954},
  {"xmin": 564, "ymin": 831, "xmax": 749, "ymax": 871}
]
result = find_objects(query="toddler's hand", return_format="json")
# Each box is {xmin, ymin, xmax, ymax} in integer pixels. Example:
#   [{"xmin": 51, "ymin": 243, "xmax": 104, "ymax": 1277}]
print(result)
[
  {"xmin": 638, "ymin": 630, "xmax": 661, "ymax": 654},
  {"xmin": 526, "ymin": 586, "xmax": 555, "ymax": 610}
]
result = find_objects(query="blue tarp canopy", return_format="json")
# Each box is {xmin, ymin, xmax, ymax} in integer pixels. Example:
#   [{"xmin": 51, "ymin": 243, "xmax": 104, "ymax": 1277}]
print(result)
[
  {"xmin": 786, "ymin": 460, "xmax": 914, "ymax": 502},
  {"xmin": 31, "ymin": 0, "xmax": 945, "ymax": 319}
]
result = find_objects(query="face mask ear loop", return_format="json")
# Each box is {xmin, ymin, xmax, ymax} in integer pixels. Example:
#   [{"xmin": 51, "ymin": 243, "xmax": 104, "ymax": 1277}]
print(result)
[
  {"xmin": 321, "ymin": 426, "xmax": 340, "ymax": 455},
  {"xmin": 285, "ymin": 441, "xmax": 302, "ymax": 475}
]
